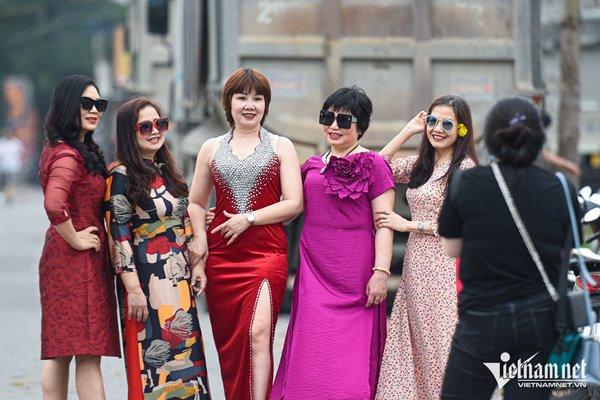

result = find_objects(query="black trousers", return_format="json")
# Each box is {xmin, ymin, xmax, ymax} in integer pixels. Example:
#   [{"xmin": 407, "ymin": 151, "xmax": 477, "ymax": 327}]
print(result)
[{"xmin": 441, "ymin": 292, "xmax": 558, "ymax": 400}]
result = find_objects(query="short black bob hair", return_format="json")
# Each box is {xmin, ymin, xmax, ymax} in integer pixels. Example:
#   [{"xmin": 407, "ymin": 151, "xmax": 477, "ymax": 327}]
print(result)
[
  {"xmin": 321, "ymin": 86, "xmax": 373, "ymax": 139},
  {"xmin": 484, "ymin": 96, "xmax": 546, "ymax": 167}
]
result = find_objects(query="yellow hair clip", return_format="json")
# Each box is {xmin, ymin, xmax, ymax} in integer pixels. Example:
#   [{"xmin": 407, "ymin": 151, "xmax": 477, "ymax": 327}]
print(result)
[{"xmin": 457, "ymin": 123, "xmax": 468, "ymax": 137}]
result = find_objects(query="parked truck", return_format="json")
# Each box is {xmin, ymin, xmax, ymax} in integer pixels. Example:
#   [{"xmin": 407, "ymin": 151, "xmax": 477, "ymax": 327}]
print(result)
[
  {"xmin": 120, "ymin": 0, "xmax": 545, "ymax": 307},
  {"xmin": 127, "ymin": 0, "xmax": 544, "ymax": 159}
]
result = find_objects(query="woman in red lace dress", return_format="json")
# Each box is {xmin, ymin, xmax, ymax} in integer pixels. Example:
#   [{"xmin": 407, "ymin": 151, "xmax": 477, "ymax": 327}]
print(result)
[
  {"xmin": 38, "ymin": 75, "xmax": 120, "ymax": 400},
  {"xmin": 188, "ymin": 68, "xmax": 303, "ymax": 400}
]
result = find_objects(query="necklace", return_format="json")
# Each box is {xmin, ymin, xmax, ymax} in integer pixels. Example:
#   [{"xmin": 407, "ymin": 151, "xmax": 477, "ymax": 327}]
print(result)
[{"xmin": 320, "ymin": 143, "xmax": 360, "ymax": 174}]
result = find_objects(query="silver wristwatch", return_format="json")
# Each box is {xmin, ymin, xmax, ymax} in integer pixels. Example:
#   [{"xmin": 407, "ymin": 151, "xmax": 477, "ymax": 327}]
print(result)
[
  {"xmin": 246, "ymin": 212, "xmax": 256, "ymax": 225},
  {"xmin": 417, "ymin": 221, "xmax": 425, "ymax": 234}
]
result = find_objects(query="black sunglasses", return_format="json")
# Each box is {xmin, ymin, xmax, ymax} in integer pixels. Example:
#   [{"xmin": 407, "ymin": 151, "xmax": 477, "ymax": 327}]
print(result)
[
  {"xmin": 425, "ymin": 114, "xmax": 455, "ymax": 132},
  {"xmin": 81, "ymin": 96, "xmax": 108, "ymax": 112},
  {"xmin": 135, "ymin": 117, "xmax": 169, "ymax": 136},
  {"xmin": 319, "ymin": 109, "xmax": 358, "ymax": 129}
]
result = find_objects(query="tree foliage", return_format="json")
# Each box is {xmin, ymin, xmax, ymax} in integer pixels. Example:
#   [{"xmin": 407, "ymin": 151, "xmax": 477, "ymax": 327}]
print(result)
[{"xmin": 0, "ymin": 0, "xmax": 126, "ymax": 129}]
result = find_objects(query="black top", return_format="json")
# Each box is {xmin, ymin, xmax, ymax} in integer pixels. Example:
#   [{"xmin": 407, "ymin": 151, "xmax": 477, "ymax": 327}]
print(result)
[{"xmin": 438, "ymin": 164, "xmax": 580, "ymax": 311}]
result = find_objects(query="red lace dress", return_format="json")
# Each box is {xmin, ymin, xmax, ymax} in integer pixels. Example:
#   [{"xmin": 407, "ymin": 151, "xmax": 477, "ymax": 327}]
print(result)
[
  {"xmin": 38, "ymin": 143, "xmax": 120, "ymax": 359},
  {"xmin": 206, "ymin": 129, "xmax": 288, "ymax": 399}
]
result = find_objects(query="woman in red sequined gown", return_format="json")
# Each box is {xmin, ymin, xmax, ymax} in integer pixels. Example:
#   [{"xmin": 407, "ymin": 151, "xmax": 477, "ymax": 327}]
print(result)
[
  {"xmin": 38, "ymin": 75, "xmax": 120, "ymax": 399},
  {"xmin": 188, "ymin": 68, "xmax": 303, "ymax": 400}
]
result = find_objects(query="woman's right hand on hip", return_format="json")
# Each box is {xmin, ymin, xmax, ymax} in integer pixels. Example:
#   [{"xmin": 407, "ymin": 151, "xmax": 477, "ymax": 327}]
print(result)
[
  {"xmin": 127, "ymin": 288, "xmax": 149, "ymax": 322},
  {"xmin": 70, "ymin": 226, "xmax": 101, "ymax": 252}
]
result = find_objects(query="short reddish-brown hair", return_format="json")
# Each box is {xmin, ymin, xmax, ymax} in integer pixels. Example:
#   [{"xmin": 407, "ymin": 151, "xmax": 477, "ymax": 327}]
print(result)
[{"xmin": 221, "ymin": 67, "xmax": 271, "ymax": 127}]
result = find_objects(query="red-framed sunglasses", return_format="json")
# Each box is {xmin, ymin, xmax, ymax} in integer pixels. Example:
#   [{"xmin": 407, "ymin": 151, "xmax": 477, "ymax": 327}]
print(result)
[{"xmin": 134, "ymin": 117, "xmax": 169, "ymax": 136}]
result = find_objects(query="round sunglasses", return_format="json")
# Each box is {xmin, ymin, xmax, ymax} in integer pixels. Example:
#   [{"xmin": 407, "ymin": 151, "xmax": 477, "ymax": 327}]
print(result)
[
  {"xmin": 425, "ymin": 114, "xmax": 456, "ymax": 132},
  {"xmin": 319, "ymin": 109, "xmax": 358, "ymax": 130},
  {"xmin": 80, "ymin": 96, "xmax": 108, "ymax": 112},
  {"xmin": 134, "ymin": 117, "xmax": 169, "ymax": 136}
]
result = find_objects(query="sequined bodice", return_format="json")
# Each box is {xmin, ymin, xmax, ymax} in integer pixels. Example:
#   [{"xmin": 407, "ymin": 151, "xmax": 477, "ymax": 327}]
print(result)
[
  {"xmin": 210, "ymin": 128, "xmax": 280, "ymax": 213},
  {"xmin": 208, "ymin": 128, "xmax": 286, "ymax": 258}
]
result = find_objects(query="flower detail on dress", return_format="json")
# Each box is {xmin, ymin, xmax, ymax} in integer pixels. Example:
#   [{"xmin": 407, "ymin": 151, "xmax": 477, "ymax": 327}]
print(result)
[
  {"xmin": 322, "ymin": 152, "xmax": 374, "ymax": 199},
  {"xmin": 167, "ymin": 253, "xmax": 189, "ymax": 284},
  {"xmin": 144, "ymin": 339, "xmax": 171, "ymax": 368},
  {"xmin": 173, "ymin": 197, "xmax": 188, "ymax": 219},
  {"xmin": 163, "ymin": 309, "xmax": 193, "ymax": 340},
  {"xmin": 116, "ymin": 246, "xmax": 135, "ymax": 273},
  {"xmin": 110, "ymin": 194, "xmax": 132, "ymax": 224}
]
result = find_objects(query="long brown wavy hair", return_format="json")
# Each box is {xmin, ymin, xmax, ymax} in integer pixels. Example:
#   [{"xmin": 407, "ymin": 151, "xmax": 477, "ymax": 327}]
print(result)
[
  {"xmin": 408, "ymin": 95, "xmax": 479, "ymax": 190},
  {"xmin": 114, "ymin": 98, "xmax": 188, "ymax": 206}
]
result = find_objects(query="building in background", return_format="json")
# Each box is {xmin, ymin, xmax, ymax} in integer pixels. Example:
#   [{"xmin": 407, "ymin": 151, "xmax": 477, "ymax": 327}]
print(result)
[{"xmin": 118, "ymin": 0, "xmax": 544, "ymax": 165}]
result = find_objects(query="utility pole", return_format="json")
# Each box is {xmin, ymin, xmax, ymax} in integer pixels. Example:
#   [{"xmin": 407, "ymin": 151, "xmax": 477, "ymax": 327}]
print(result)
[{"xmin": 557, "ymin": 0, "xmax": 581, "ymax": 182}]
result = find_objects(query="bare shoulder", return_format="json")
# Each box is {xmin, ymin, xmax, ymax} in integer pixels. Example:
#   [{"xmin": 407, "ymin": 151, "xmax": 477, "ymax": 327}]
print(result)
[
  {"xmin": 276, "ymin": 135, "xmax": 295, "ymax": 150},
  {"xmin": 198, "ymin": 137, "xmax": 222, "ymax": 160},
  {"xmin": 271, "ymin": 134, "xmax": 297, "ymax": 157},
  {"xmin": 202, "ymin": 136, "xmax": 221, "ymax": 150}
]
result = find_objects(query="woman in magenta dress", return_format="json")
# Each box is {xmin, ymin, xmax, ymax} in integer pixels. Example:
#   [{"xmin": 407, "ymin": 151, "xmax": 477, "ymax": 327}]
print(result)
[
  {"xmin": 188, "ymin": 68, "xmax": 303, "ymax": 400},
  {"xmin": 38, "ymin": 75, "xmax": 120, "ymax": 399},
  {"xmin": 271, "ymin": 86, "xmax": 395, "ymax": 400}
]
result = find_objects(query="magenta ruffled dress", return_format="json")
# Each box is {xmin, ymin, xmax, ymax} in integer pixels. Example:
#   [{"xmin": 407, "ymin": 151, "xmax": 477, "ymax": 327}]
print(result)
[{"xmin": 271, "ymin": 152, "xmax": 395, "ymax": 400}]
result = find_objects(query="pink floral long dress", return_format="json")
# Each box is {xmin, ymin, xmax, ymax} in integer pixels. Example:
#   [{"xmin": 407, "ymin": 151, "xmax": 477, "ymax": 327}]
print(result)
[{"xmin": 375, "ymin": 155, "xmax": 475, "ymax": 400}]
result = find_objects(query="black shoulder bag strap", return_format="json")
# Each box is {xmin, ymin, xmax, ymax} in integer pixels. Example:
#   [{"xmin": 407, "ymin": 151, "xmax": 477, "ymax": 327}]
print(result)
[{"xmin": 556, "ymin": 219, "xmax": 573, "ymax": 331}]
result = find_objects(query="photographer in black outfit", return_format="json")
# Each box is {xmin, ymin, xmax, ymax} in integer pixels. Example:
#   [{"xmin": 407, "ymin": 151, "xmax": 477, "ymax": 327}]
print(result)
[{"xmin": 438, "ymin": 97, "xmax": 580, "ymax": 400}]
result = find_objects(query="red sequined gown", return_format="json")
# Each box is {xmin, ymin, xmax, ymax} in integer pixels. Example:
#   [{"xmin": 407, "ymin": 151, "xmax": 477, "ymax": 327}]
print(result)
[
  {"xmin": 206, "ymin": 129, "xmax": 288, "ymax": 399},
  {"xmin": 38, "ymin": 143, "xmax": 120, "ymax": 359}
]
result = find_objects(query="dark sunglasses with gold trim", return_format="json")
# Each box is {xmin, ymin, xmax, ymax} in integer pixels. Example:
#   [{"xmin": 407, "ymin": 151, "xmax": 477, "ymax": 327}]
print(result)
[
  {"xmin": 319, "ymin": 109, "xmax": 358, "ymax": 129},
  {"xmin": 80, "ymin": 96, "xmax": 108, "ymax": 112}
]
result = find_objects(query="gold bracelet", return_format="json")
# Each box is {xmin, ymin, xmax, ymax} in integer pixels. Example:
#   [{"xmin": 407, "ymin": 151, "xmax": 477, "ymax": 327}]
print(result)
[{"xmin": 372, "ymin": 267, "xmax": 391, "ymax": 276}]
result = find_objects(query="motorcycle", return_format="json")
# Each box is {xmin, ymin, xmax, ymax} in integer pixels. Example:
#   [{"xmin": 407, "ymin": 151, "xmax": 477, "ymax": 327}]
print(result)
[
  {"xmin": 570, "ymin": 186, "xmax": 600, "ymax": 301},
  {"xmin": 551, "ymin": 186, "xmax": 600, "ymax": 400}
]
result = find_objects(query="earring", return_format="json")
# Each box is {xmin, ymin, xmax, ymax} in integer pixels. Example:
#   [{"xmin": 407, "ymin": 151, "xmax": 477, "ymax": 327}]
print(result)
[{"xmin": 457, "ymin": 124, "xmax": 468, "ymax": 137}]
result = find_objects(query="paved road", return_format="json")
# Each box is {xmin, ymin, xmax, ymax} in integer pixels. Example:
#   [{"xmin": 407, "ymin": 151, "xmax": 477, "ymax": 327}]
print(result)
[{"xmin": 0, "ymin": 186, "xmax": 288, "ymax": 399}]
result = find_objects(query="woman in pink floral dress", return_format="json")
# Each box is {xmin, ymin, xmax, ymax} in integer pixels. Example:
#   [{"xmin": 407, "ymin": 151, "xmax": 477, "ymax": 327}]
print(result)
[{"xmin": 374, "ymin": 95, "xmax": 477, "ymax": 400}]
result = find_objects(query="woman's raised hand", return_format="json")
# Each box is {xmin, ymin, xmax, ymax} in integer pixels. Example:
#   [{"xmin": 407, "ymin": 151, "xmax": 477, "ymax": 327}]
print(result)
[{"xmin": 404, "ymin": 110, "xmax": 427, "ymax": 136}]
